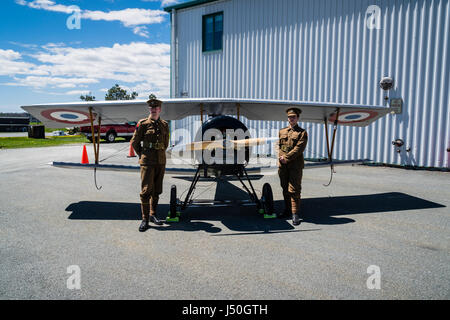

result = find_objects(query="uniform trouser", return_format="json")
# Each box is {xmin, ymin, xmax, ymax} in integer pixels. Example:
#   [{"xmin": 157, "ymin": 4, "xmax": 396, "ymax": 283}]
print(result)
[
  {"xmin": 140, "ymin": 164, "xmax": 165, "ymax": 220},
  {"xmin": 278, "ymin": 165, "xmax": 303, "ymax": 214}
]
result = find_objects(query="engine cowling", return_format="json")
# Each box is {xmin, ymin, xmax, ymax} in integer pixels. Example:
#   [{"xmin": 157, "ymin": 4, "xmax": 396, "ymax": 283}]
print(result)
[{"xmin": 194, "ymin": 115, "xmax": 251, "ymax": 172}]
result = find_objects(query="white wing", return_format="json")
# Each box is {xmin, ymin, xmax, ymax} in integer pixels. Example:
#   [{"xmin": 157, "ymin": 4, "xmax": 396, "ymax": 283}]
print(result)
[{"xmin": 22, "ymin": 98, "xmax": 392, "ymax": 128}]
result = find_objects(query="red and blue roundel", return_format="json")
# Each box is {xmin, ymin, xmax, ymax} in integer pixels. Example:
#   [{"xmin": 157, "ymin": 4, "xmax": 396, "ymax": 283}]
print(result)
[
  {"xmin": 329, "ymin": 110, "xmax": 379, "ymax": 124},
  {"xmin": 41, "ymin": 109, "xmax": 93, "ymax": 125}
]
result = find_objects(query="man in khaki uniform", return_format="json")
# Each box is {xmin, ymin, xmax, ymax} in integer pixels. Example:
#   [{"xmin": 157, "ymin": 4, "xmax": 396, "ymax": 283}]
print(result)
[
  {"xmin": 278, "ymin": 107, "xmax": 308, "ymax": 226},
  {"xmin": 131, "ymin": 98, "xmax": 170, "ymax": 232}
]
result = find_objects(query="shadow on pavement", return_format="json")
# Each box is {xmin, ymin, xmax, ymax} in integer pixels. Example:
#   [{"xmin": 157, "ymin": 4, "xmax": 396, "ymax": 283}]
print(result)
[
  {"xmin": 66, "ymin": 201, "xmax": 297, "ymax": 234},
  {"xmin": 66, "ymin": 186, "xmax": 444, "ymax": 233},
  {"xmin": 298, "ymin": 192, "xmax": 445, "ymax": 225}
]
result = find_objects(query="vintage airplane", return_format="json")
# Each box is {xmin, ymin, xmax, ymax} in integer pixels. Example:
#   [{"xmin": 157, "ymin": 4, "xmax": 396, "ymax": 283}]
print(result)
[{"xmin": 22, "ymin": 98, "xmax": 393, "ymax": 221}]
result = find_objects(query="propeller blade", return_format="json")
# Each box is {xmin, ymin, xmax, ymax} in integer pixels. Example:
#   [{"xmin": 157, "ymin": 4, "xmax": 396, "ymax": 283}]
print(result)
[
  {"xmin": 230, "ymin": 137, "xmax": 278, "ymax": 148},
  {"xmin": 169, "ymin": 140, "xmax": 225, "ymax": 152}
]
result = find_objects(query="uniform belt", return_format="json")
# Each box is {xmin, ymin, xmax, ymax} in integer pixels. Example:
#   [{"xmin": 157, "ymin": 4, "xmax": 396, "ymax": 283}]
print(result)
[{"xmin": 144, "ymin": 142, "xmax": 165, "ymax": 150}]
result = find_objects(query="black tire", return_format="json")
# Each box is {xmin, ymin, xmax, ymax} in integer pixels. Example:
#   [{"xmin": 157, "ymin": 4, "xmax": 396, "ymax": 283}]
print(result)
[
  {"xmin": 261, "ymin": 183, "xmax": 274, "ymax": 215},
  {"xmin": 106, "ymin": 131, "xmax": 116, "ymax": 143},
  {"xmin": 170, "ymin": 185, "xmax": 177, "ymax": 218}
]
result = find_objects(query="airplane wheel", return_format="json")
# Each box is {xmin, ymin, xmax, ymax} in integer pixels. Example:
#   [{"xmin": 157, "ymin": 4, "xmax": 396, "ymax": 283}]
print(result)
[
  {"xmin": 261, "ymin": 183, "xmax": 274, "ymax": 216},
  {"xmin": 169, "ymin": 185, "xmax": 178, "ymax": 219}
]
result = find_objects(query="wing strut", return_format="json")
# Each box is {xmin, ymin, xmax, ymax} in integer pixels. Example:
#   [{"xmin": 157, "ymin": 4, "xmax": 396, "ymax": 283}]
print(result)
[
  {"xmin": 200, "ymin": 103, "xmax": 204, "ymax": 124},
  {"xmin": 88, "ymin": 107, "xmax": 102, "ymax": 190},
  {"xmin": 323, "ymin": 108, "xmax": 340, "ymax": 187},
  {"xmin": 236, "ymin": 103, "xmax": 241, "ymax": 121}
]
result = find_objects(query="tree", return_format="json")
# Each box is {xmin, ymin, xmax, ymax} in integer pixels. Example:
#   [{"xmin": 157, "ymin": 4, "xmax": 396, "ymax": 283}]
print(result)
[
  {"xmin": 105, "ymin": 84, "xmax": 138, "ymax": 100},
  {"xmin": 80, "ymin": 92, "xmax": 95, "ymax": 101}
]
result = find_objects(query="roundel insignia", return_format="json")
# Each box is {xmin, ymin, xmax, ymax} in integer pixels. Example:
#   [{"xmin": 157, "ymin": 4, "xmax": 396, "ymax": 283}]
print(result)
[
  {"xmin": 328, "ymin": 110, "xmax": 379, "ymax": 124},
  {"xmin": 41, "ymin": 109, "xmax": 93, "ymax": 125}
]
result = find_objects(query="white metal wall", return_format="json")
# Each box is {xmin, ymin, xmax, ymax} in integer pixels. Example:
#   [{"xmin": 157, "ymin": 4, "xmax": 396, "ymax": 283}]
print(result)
[{"xmin": 171, "ymin": 0, "xmax": 450, "ymax": 168}]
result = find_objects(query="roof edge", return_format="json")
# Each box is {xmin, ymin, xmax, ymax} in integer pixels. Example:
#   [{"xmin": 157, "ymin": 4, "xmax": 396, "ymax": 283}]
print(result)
[{"xmin": 163, "ymin": 0, "xmax": 220, "ymax": 12}]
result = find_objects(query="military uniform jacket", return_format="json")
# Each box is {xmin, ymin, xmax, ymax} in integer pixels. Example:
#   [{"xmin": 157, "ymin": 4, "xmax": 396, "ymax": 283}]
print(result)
[
  {"xmin": 278, "ymin": 125, "xmax": 308, "ymax": 169},
  {"xmin": 131, "ymin": 116, "xmax": 169, "ymax": 165}
]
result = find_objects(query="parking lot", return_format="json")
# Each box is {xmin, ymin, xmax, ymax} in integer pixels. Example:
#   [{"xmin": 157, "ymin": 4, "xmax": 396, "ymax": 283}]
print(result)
[{"xmin": 0, "ymin": 142, "xmax": 449, "ymax": 299}]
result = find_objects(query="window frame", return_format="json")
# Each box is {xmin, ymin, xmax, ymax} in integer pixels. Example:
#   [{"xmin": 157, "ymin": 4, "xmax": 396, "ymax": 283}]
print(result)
[{"xmin": 202, "ymin": 11, "xmax": 223, "ymax": 53}]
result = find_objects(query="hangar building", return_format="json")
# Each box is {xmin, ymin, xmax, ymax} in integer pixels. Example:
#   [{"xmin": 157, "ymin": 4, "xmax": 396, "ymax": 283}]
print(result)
[{"xmin": 164, "ymin": 0, "xmax": 449, "ymax": 169}]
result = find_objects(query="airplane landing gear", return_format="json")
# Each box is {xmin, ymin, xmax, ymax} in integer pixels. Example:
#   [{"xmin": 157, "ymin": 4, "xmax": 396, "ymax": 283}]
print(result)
[
  {"xmin": 165, "ymin": 165, "xmax": 276, "ymax": 222},
  {"xmin": 260, "ymin": 183, "xmax": 276, "ymax": 219},
  {"xmin": 166, "ymin": 185, "xmax": 180, "ymax": 222}
]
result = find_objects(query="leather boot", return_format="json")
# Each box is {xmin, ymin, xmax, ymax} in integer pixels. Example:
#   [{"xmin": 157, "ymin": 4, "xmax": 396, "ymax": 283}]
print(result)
[
  {"xmin": 291, "ymin": 198, "xmax": 301, "ymax": 226},
  {"xmin": 150, "ymin": 196, "xmax": 163, "ymax": 225},
  {"xmin": 139, "ymin": 219, "xmax": 149, "ymax": 232},
  {"xmin": 279, "ymin": 193, "xmax": 291, "ymax": 217},
  {"xmin": 141, "ymin": 203, "xmax": 150, "ymax": 221},
  {"xmin": 285, "ymin": 196, "xmax": 292, "ymax": 214},
  {"xmin": 139, "ymin": 203, "xmax": 150, "ymax": 232},
  {"xmin": 150, "ymin": 196, "xmax": 158, "ymax": 215}
]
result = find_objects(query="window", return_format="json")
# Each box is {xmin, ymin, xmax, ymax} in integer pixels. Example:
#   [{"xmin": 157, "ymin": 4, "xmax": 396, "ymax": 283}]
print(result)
[{"xmin": 202, "ymin": 12, "xmax": 223, "ymax": 52}]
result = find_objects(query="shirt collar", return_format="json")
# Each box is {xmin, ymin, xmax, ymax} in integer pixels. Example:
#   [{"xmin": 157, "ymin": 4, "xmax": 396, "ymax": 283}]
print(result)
[{"xmin": 148, "ymin": 116, "xmax": 160, "ymax": 123}]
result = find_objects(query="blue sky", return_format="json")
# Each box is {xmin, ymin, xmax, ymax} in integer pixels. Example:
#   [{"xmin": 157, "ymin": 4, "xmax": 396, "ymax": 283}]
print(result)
[{"xmin": 0, "ymin": 0, "xmax": 189, "ymax": 112}]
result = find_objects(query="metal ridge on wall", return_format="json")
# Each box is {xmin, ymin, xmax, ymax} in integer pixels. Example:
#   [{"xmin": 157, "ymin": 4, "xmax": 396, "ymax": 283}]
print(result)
[{"xmin": 171, "ymin": 0, "xmax": 450, "ymax": 168}]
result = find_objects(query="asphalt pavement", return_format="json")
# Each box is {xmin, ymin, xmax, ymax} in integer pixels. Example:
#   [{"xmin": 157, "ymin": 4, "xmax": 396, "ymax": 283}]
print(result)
[{"xmin": 0, "ymin": 142, "xmax": 449, "ymax": 299}]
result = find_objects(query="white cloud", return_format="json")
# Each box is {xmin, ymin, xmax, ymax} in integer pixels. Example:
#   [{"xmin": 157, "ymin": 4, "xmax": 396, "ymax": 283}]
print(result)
[
  {"xmin": 6, "ymin": 76, "xmax": 99, "ymax": 89},
  {"xmin": 9, "ymin": 42, "xmax": 39, "ymax": 50},
  {"xmin": 65, "ymin": 90, "xmax": 93, "ymax": 96},
  {"xmin": 82, "ymin": 8, "xmax": 166, "ymax": 27},
  {"xmin": 1, "ymin": 42, "xmax": 171, "ymax": 98},
  {"xmin": 15, "ymin": 0, "xmax": 168, "ymax": 37},
  {"xmin": 133, "ymin": 26, "xmax": 150, "ymax": 38},
  {"xmin": 161, "ymin": 0, "xmax": 181, "ymax": 6},
  {"xmin": 0, "ymin": 49, "xmax": 22, "ymax": 61},
  {"xmin": 141, "ymin": 0, "xmax": 180, "ymax": 6},
  {"xmin": 15, "ymin": 0, "xmax": 76, "ymax": 13},
  {"xmin": 0, "ymin": 48, "xmax": 48, "ymax": 76}
]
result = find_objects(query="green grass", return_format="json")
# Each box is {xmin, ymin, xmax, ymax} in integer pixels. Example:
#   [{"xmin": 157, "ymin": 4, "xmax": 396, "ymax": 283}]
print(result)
[
  {"xmin": 29, "ymin": 122, "xmax": 71, "ymax": 133},
  {"xmin": 44, "ymin": 128, "xmax": 70, "ymax": 133},
  {"xmin": 0, "ymin": 135, "xmax": 90, "ymax": 149}
]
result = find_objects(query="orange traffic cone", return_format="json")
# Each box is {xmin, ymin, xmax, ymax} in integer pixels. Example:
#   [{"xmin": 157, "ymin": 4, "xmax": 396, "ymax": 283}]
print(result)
[
  {"xmin": 127, "ymin": 142, "xmax": 136, "ymax": 158},
  {"xmin": 81, "ymin": 145, "xmax": 89, "ymax": 164}
]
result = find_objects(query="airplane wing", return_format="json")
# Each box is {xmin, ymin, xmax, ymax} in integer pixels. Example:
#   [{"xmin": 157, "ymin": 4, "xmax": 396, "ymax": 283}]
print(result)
[
  {"xmin": 163, "ymin": 98, "xmax": 392, "ymax": 127},
  {"xmin": 51, "ymin": 159, "xmax": 370, "ymax": 173},
  {"xmin": 21, "ymin": 98, "xmax": 392, "ymax": 128},
  {"xmin": 22, "ymin": 100, "xmax": 148, "ymax": 128}
]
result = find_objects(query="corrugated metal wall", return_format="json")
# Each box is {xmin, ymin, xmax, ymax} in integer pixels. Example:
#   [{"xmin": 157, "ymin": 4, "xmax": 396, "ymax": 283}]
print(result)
[{"xmin": 171, "ymin": 0, "xmax": 450, "ymax": 168}]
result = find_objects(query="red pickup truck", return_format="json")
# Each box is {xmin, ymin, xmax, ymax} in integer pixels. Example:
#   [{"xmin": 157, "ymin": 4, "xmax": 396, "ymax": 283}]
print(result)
[{"xmin": 80, "ymin": 122, "xmax": 137, "ymax": 143}]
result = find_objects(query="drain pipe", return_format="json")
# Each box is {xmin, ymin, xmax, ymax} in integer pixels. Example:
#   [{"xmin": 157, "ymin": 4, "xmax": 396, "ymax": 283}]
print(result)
[{"xmin": 171, "ymin": 8, "xmax": 178, "ymax": 98}]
